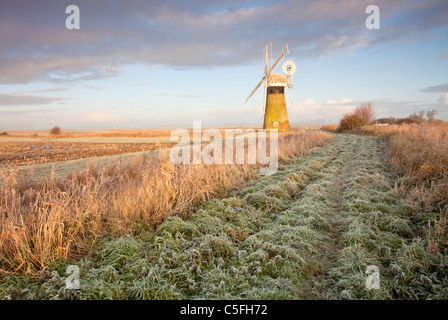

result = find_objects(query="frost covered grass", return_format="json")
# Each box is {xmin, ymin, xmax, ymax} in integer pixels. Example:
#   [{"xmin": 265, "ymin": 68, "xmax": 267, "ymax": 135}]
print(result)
[
  {"xmin": 320, "ymin": 135, "xmax": 447, "ymax": 300},
  {"xmin": 358, "ymin": 124, "xmax": 448, "ymax": 252},
  {"xmin": 356, "ymin": 124, "xmax": 448, "ymax": 299},
  {"xmin": 1, "ymin": 133, "xmax": 446, "ymax": 300}
]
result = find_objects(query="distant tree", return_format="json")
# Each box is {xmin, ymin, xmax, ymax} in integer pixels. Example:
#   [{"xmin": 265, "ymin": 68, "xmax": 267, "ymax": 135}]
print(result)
[
  {"xmin": 354, "ymin": 102, "xmax": 376, "ymax": 125},
  {"xmin": 426, "ymin": 109, "xmax": 438, "ymax": 123},
  {"xmin": 0, "ymin": 131, "xmax": 8, "ymax": 136},
  {"xmin": 50, "ymin": 126, "xmax": 62, "ymax": 135},
  {"xmin": 409, "ymin": 110, "xmax": 425, "ymax": 124},
  {"xmin": 376, "ymin": 117, "xmax": 396, "ymax": 124},
  {"xmin": 397, "ymin": 117, "xmax": 418, "ymax": 125},
  {"xmin": 388, "ymin": 116, "xmax": 397, "ymax": 124}
]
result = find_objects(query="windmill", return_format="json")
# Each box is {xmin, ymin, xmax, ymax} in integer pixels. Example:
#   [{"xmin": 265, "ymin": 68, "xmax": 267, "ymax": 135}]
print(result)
[{"xmin": 246, "ymin": 42, "xmax": 296, "ymax": 132}]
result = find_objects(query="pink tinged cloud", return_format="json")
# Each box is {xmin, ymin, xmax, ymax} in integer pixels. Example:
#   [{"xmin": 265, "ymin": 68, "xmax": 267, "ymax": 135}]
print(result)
[
  {"xmin": 0, "ymin": 93, "xmax": 67, "ymax": 106},
  {"xmin": 73, "ymin": 111, "xmax": 131, "ymax": 123}
]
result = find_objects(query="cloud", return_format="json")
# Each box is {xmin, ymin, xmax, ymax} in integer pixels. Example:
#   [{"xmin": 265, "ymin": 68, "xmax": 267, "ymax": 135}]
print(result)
[
  {"xmin": 85, "ymin": 85, "xmax": 106, "ymax": 90},
  {"xmin": 77, "ymin": 111, "xmax": 131, "ymax": 123},
  {"xmin": 204, "ymin": 105, "xmax": 263, "ymax": 126},
  {"xmin": 0, "ymin": 108, "xmax": 67, "ymax": 117},
  {"xmin": 289, "ymin": 98, "xmax": 357, "ymax": 124},
  {"xmin": 153, "ymin": 93, "xmax": 200, "ymax": 98},
  {"xmin": 55, "ymin": 67, "xmax": 122, "ymax": 82},
  {"xmin": 1, "ymin": 0, "xmax": 447, "ymax": 84},
  {"xmin": 421, "ymin": 84, "xmax": 448, "ymax": 110},
  {"xmin": 16, "ymin": 87, "xmax": 68, "ymax": 94},
  {"xmin": 0, "ymin": 109, "xmax": 133, "ymax": 130},
  {"xmin": 436, "ymin": 51, "xmax": 448, "ymax": 60},
  {"xmin": 421, "ymin": 83, "xmax": 448, "ymax": 93},
  {"xmin": 436, "ymin": 93, "xmax": 448, "ymax": 107},
  {"xmin": 324, "ymin": 98, "xmax": 354, "ymax": 105},
  {"xmin": 0, "ymin": 93, "xmax": 68, "ymax": 106}
]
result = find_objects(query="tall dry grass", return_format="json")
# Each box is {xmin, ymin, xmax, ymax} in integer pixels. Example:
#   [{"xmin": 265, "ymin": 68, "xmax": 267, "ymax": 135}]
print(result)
[
  {"xmin": 0, "ymin": 130, "xmax": 332, "ymax": 275},
  {"xmin": 359, "ymin": 123, "xmax": 448, "ymax": 254},
  {"xmin": 320, "ymin": 124, "xmax": 339, "ymax": 132}
]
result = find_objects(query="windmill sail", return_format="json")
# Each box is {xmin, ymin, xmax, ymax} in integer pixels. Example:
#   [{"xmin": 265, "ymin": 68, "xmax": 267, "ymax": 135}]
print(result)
[
  {"xmin": 246, "ymin": 44, "xmax": 289, "ymax": 103},
  {"xmin": 245, "ymin": 75, "xmax": 266, "ymax": 103}
]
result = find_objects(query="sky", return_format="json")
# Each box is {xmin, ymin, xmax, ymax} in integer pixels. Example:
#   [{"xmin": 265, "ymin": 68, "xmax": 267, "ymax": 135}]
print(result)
[{"xmin": 0, "ymin": 0, "xmax": 447, "ymax": 130}]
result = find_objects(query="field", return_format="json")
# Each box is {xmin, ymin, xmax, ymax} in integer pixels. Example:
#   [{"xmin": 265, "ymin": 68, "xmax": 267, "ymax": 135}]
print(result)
[
  {"xmin": 0, "ymin": 140, "xmax": 176, "ymax": 167},
  {"xmin": 0, "ymin": 125, "xmax": 447, "ymax": 300},
  {"xmin": 0, "ymin": 128, "xmax": 187, "ymax": 168},
  {"xmin": 0, "ymin": 126, "xmax": 315, "ymax": 182}
]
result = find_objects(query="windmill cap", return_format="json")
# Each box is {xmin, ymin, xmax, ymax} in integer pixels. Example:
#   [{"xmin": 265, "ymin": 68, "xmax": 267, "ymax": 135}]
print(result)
[{"xmin": 267, "ymin": 73, "xmax": 287, "ymax": 87}]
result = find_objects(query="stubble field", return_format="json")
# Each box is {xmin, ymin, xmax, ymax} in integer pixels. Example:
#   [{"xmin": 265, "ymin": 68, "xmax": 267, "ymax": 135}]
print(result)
[{"xmin": 0, "ymin": 140, "xmax": 175, "ymax": 167}]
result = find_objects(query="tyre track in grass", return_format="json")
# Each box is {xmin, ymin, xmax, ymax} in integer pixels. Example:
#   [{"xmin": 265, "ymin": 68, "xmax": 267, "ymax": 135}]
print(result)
[
  {"xmin": 4, "ymin": 134, "xmax": 442, "ymax": 299},
  {"xmin": 317, "ymin": 135, "xmax": 414, "ymax": 299}
]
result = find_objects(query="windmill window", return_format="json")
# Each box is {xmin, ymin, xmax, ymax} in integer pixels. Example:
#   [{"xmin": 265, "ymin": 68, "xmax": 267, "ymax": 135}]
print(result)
[{"xmin": 268, "ymin": 87, "xmax": 284, "ymax": 94}]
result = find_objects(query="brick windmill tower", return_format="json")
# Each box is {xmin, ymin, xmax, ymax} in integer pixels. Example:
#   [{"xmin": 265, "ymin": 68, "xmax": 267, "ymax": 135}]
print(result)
[{"xmin": 246, "ymin": 42, "xmax": 296, "ymax": 132}]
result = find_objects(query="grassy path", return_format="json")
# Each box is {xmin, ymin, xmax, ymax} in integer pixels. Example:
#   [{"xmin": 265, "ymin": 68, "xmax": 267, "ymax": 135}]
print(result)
[{"xmin": 2, "ymin": 134, "xmax": 446, "ymax": 299}]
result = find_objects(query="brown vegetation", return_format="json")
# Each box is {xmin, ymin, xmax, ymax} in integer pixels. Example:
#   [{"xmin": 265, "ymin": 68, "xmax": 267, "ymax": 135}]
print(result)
[
  {"xmin": 376, "ymin": 109, "xmax": 439, "ymax": 125},
  {"xmin": 320, "ymin": 124, "xmax": 338, "ymax": 132},
  {"xmin": 339, "ymin": 113, "xmax": 367, "ymax": 131},
  {"xmin": 0, "ymin": 141, "xmax": 175, "ymax": 167},
  {"xmin": 337, "ymin": 104, "xmax": 441, "ymax": 131},
  {"xmin": 49, "ymin": 126, "xmax": 62, "ymax": 136},
  {"xmin": 338, "ymin": 102, "xmax": 376, "ymax": 132}
]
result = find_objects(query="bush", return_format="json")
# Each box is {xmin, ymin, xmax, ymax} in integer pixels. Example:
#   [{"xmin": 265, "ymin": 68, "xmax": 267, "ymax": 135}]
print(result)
[
  {"xmin": 354, "ymin": 102, "xmax": 376, "ymax": 125},
  {"xmin": 396, "ymin": 117, "xmax": 418, "ymax": 125},
  {"xmin": 339, "ymin": 113, "xmax": 367, "ymax": 132},
  {"xmin": 409, "ymin": 111, "xmax": 426, "ymax": 124},
  {"xmin": 321, "ymin": 124, "xmax": 339, "ymax": 132},
  {"xmin": 338, "ymin": 102, "xmax": 376, "ymax": 132},
  {"xmin": 426, "ymin": 110, "xmax": 438, "ymax": 123},
  {"xmin": 376, "ymin": 117, "xmax": 396, "ymax": 125},
  {"xmin": 49, "ymin": 126, "xmax": 62, "ymax": 135},
  {"xmin": 0, "ymin": 131, "xmax": 8, "ymax": 136},
  {"xmin": 393, "ymin": 110, "xmax": 439, "ymax": 125}
]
